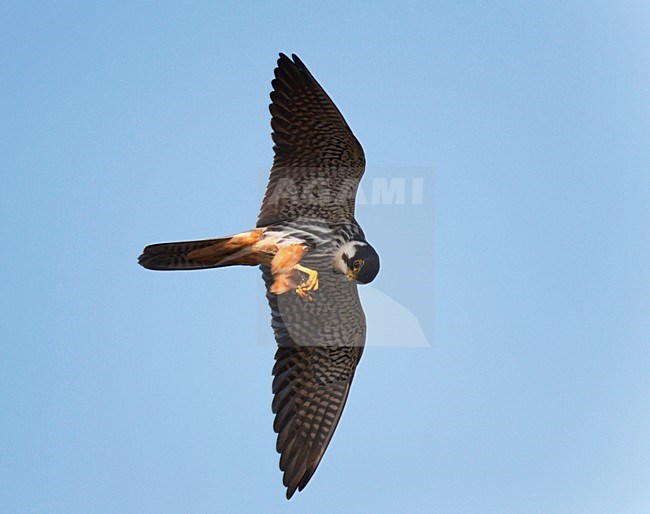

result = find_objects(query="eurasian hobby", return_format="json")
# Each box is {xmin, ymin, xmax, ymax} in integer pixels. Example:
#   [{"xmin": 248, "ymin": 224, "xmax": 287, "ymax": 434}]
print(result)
[{"xmin": 138, "ymin": 53, "xmax": 380, "ymax": 498}]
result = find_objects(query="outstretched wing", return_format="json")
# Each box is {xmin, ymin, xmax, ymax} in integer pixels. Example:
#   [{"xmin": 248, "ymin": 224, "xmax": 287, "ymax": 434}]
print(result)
[
  {"xmin": 261, "ymin": 266, "xmax": 366, "ymax": 498},
  {"xmin": 257, "ymin": 53, "xmax": 366, "ymax": 227}
]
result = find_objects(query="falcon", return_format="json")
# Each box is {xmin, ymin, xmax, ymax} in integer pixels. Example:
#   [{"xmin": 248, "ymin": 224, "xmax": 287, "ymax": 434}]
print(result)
[{"xmin": 138, "ymin": 53, "xmax": 380, "ymax": 499}]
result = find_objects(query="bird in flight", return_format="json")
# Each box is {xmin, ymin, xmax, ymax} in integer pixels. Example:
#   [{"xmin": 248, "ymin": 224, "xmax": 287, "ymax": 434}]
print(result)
[{"xmin": 138, "ymin": 53, "xmax": 380, "ymax": 499}]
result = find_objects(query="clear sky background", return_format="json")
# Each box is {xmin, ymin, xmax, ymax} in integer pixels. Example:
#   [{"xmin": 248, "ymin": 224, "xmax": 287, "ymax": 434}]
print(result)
[{"xmin": 2, "ymin": 2, "xmax": 649, "ymax": 513}]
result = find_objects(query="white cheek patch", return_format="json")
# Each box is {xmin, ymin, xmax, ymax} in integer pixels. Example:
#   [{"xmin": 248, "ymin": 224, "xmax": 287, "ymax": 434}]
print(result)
[
  {"xmin": 333, "ymin": 241, "xmax": 364, "ymax": 274},
  {"xmin": 333, "ymin": 254, "xmax": 347, "ymax": 274}
]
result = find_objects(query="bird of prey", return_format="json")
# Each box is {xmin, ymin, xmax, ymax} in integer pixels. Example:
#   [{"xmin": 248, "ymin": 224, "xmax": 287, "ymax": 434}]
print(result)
[{"xmin": 138, "ymin": 53, "xmax": 380, "ymax": 499}]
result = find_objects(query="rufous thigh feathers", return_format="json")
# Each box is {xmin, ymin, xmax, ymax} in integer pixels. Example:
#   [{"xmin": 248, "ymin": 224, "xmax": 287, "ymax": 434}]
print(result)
[{"xmin": 269, "ymin": 244, "xmax": 307, "ymax": 294}]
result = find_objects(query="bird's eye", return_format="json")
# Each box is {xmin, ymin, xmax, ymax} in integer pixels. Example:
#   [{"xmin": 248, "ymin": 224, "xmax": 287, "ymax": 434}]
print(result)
[{"xmin": 353, "ymin": 259, "xmax": 363, "ymax": 271}]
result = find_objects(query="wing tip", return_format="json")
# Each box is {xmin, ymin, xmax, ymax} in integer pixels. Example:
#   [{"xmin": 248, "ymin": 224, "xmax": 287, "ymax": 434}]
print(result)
[
  {"xmin": 291, "ymin": 53, "xmax": 306, "ymax": 69},
  {"xmin": 282, "ymin": 464, "xmax": 317, "ymax": 500},
  {"xmin": 277, "ymin": 52, "xmax": 293, "ymax": 67},
  {"xmin": 276, "ymin": 52, "xmax": 307, "ymax": 73}
]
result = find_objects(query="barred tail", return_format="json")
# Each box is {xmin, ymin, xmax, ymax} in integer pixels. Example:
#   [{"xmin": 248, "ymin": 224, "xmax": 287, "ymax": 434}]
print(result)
[{"xmin": 138, "ymin": 229, "xmax": 264, "ymax": 271}]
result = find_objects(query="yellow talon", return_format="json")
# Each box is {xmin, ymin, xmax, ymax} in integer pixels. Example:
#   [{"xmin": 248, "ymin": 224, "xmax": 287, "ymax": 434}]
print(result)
[
  {"xmin": 295, "ymin": 287, "xmax": 313, "ymax": 301},
  {"xmin": 294, "ymin": 264, "xmax": 319, "ymax": 300}
]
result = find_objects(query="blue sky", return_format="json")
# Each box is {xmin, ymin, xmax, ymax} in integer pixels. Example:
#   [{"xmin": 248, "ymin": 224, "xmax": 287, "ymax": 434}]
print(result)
[{"xmin": 2, "ymin": 2, "xmax": 649, "ymax": 513}]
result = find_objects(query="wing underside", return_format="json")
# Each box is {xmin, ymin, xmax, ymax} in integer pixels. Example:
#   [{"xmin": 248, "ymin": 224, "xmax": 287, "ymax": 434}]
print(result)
[
  {"xmin": 261, "ymin": 266, "xmax": 366, "ymax": 498},
  {"xmin": 257, "ymin": 53, "xmax": 366, "ymax": 227}
]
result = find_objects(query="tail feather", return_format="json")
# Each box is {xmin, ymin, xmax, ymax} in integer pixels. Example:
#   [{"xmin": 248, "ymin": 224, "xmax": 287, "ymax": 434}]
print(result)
[
  {"xmin": 138, "ymin": 229, "xmax": 264, "ymax": 271},
  {"xmin": 138, "ymin": 237, "xmax": 230, "ymax": 270}
]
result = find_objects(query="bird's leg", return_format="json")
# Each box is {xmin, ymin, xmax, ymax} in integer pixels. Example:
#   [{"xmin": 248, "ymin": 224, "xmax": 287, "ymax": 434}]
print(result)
[
  {"xmin": 270, "ymin": 244, "xmax": 318, "ymax": 300},
  {"xmin": 294, "ymin": 264, "xmax": 319, "ymax": 300}
]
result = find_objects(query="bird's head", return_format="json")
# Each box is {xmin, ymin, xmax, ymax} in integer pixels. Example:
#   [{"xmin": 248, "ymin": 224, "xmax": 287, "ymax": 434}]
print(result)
[{"xmin": 335, "ymin": 241, "xmax": 380, "ymax": 285}]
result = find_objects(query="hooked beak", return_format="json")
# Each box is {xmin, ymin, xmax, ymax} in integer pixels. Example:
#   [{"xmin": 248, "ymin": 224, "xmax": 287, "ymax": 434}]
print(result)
[{"xmin": 346, "ymin": 270, "xmax": 356, "ymax": 281}]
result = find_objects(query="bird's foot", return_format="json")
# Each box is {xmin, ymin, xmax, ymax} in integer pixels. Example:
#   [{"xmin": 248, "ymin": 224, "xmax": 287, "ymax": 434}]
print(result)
[{"xmin": 294, "ymin": 264, "xmax": 319, "ymax": 301}]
